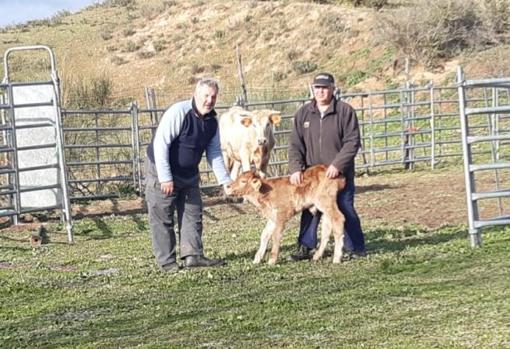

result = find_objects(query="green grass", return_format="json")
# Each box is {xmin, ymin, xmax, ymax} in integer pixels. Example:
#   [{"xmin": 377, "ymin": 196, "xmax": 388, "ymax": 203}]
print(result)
[{"xmin": 1, "ymin": 205, "xmax": 509, "ymax": 349}]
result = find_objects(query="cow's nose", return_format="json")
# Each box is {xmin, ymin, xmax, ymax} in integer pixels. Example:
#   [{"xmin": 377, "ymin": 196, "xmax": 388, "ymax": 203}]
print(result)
[{"xmin": 258, "ymin": 139, "xmax": 267, "ymax": 145}]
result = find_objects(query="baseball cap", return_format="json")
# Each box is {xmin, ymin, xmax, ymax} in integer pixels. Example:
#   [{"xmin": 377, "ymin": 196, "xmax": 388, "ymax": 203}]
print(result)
[{"xmin": 312, "ymin": 72, "xmax": 335, "ymax": 86}]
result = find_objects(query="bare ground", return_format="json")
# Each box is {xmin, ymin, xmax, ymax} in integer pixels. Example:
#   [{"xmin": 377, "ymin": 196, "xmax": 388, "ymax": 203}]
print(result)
[{"xmin": 3, "ymin": 166, "xmax": 508, "ymax": 233}]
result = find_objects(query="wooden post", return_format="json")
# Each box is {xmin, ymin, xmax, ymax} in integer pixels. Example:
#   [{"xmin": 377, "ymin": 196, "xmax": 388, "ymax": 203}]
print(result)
[{"xmin": 236, "ymin": 43, "xmax": 248, "ymax": 105}]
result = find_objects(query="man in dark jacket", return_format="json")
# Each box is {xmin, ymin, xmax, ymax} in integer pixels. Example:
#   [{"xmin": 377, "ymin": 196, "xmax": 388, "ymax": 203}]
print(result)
[
  {"xmin": 145, "ymin": 77, "xmax": 232, "ymax": 272},
  {"xmin": 288, "ymin": 72, "xmax": 366, "ymax": 261}
]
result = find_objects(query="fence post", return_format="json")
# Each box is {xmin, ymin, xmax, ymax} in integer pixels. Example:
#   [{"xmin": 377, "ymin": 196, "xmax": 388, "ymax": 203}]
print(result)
[
  {"xmin": 430, "ymin": 85, "xmax": 436, "ymax": 170},
  {"xmin": 130, "ymin": 102, "xmax": 142, "ymax": 194}
]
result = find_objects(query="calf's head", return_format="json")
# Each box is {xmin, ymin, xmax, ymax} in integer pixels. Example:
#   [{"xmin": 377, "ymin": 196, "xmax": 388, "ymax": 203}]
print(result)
[{"xmin": 225, "ymin": 171, "xmax": 262, "ymax": 197}]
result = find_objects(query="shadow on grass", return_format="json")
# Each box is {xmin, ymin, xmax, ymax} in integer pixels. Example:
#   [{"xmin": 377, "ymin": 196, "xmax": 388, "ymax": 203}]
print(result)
[
  {"xmin": 356, "ymin": 183, "xmax": 394, "ymax": 194},
  {"xmin": 366, "ymin": 226, "xmax": 467, "ymax": 254}
]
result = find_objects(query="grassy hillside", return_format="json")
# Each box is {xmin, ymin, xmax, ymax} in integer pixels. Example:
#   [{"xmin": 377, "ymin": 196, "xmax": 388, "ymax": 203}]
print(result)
[{"xmin": 1, "ymin": 0, "xmax": 510, "ymax": 106}]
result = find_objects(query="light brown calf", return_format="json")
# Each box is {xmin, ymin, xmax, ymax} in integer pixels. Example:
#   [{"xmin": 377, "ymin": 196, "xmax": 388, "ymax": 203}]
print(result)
[{"xmin": 225, "ymin": 165, "xmax": 346, "ymax": 264}]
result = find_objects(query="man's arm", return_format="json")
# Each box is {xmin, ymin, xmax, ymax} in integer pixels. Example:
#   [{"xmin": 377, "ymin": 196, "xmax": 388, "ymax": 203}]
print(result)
[
  {"xmin": 153, "ymin": 101, "xmax": 189, "ymax": 183},
  {"xmin": 288, "ymin": 109, "xmax": 306, "ymax": 175},
  {"xmin": 331, "ymin": 105, "xmax": 361, "ymax": 174}
]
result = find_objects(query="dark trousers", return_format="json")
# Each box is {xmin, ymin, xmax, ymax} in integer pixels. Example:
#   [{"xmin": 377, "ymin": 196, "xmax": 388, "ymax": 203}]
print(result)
[
  {"xmin": 145, "ymin": 161, "xmax": 204, "ymax": 267},
  {"xmin": 297, "ymin": 176, "xmax": 365, "ymax": 252}
]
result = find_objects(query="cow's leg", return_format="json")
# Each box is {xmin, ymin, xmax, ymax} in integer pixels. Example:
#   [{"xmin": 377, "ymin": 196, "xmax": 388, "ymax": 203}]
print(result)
[
  {"xmin": 254, "ymin": 219, "xmax": 275, "ymax": 264},
  {"xmin": 313, "ymin": 217, "xmax": 331, "ymax": 261},
  {"xmin": 259, "ymin": 151, "xmax": 270, "ymax": 178},
  {"xmin": 230, "ymin": 160, "xmax": 242, "ymax": 180},
  {"xmin": 222, "ymin": 151, "xmax": 232, "ymax": 173}
]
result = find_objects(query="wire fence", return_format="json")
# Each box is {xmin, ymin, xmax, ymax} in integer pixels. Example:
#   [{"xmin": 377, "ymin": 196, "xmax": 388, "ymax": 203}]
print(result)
[{"xmin": 56, "ymin": 83, "xmax": 510, "ymax": 201}]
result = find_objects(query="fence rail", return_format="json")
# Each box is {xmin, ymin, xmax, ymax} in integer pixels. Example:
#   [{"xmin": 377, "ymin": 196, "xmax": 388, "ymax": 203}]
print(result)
[{"xmin": 52, "ymin": 83, "xmax": 510, "ymax": 201}]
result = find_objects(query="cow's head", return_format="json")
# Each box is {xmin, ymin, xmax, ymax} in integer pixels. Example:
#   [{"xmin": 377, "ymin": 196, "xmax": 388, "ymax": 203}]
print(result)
[
  {"xmin": 251, "ymin": 110, "xmax": 281, "ymax": 146},
  {"xmin": 225, "ymin": 171, "xmax": 262, "ymax": 197}
]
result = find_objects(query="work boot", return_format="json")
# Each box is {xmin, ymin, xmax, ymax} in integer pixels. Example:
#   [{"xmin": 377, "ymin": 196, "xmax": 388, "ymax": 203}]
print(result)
[
  {"xmin": 160, "ymin": 262, "xmax": 181, "ymax": 273},
  {"xmin": 183, "ymin": 255, "xmax": 226, "ymax": 268},
  {"xmin": 287, "ymin": 245, "xmax": 312, "ymax": 262},
  {"xmin": 347, "ymin": 250, "xmax": 367, "ymax": 260}
]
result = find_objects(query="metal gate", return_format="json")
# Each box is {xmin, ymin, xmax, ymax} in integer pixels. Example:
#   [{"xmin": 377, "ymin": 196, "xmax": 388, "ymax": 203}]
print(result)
[
  {"xmin": 0, "ymin": 45, "xmax": 73, "ymax": 242},
  {"xmin": 457, "ymin": 67, "xmax": 510, "ymax": 247}
]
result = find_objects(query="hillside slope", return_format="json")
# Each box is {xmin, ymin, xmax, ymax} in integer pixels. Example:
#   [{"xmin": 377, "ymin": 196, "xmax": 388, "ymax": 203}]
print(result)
[{"xmin": 0, "ymin": 0, "xmax": 508, "ymax": 106}]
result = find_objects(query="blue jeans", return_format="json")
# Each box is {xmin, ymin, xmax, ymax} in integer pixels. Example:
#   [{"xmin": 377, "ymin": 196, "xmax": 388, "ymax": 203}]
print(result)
[{"xmin": 297, "ymin": 176, "xmax": 365, "ymax": 252}]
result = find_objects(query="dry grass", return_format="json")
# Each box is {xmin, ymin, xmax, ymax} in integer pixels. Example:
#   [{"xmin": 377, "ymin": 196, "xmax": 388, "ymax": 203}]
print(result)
[{"xmin": 0, "ymin": 0, "xmax": 509, "ymax": 106}]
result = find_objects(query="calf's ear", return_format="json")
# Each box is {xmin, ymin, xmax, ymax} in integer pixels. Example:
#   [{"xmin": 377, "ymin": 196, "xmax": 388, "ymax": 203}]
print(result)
[
  {"xmin": 250, "ymin": 178, "xmax": 262, "ymax": 191},
  {"xmin": 270, "ymin": 113, "xmax": 281, "ymax": 127},
  {"xmin": 241, "ymin": 117, "xmax": 252, "ymax": 127}
]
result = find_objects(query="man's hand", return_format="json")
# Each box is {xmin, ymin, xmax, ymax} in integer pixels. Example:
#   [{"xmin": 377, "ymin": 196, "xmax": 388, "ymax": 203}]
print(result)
[
  {"xmin": 222, "ymin": 181, "xmax": 232, "ymax": 195},
  {"xmin": 325, "ymin": 165, "xmax": 340, "ymax": 179},
  {"xmin": 160, "ymin": 181, "xmax": 174, "ymax": 195},
  {"xmin": 290, "ymin": 171, "xmax": 303, "ymax": 185}
]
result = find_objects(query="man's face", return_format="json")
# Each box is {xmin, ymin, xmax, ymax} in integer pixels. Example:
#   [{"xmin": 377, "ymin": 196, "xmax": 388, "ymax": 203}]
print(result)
[
  {"xmin": 194, "ymin": 84, "xmax": 218, "ymax": 116},
  {"xmin": 313, "ymin": 84, "xmax": 334, "ymax": 106}
]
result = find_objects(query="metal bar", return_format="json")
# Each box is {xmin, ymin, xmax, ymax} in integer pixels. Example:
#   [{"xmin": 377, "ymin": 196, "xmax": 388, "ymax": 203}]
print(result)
[
  {"xmin": 471, "ymin": 189, "xmax": 510, "ymax": 200},
  {"xmin": 469, "ymin": 162, "xmax": 510, "ymax": 171},
  {"xmin": 465, "ymin": 105, "xmax": 510, "ymax": 116},
  {"xmin": 457, "ymin": 66, "xmax": 481, "ymax": 247},
  {"xmin": 467, "ymin": 134, "xmax": 510, "ymax": 144},
  {"xmin": 474, "ymin": 216, "xmax": 510, "ymax": 229}
]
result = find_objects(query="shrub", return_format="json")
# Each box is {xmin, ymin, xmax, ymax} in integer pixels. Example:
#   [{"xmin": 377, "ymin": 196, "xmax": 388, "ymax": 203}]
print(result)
[
  {"xmin": 63, "ymin": 76, "xmax": 114, "ymax": 109},
  {"xmin": 105, "ymin": 0, "xmax": 136, "ymax": 8},
  {"xmin": 111, "ymin": 55, "xmax": 127, "ymax": 65},
  {"xmin": 137, "ymin": 51, "xmax": 155, "ymax": 59},
  {"xmin": 140, "ymin": 3, "xmax": 166, "ymax": 20},
  {"xmin": 124, "ymin": 40, "xmax": 140, "ymax": 52},
  {"xmin": 100, "ymin": 28, "xmax": 113, "ymax": 40},
  {"xmin": 292, "ymin": 60, "xmax": 318, "ymax": 74},
  {"xmin": 153, "ymin": 40, "xmax": 166, "ymax": 52},
  {"xmin": 480, "ymin": 0, "xmax": 510, "ymax": 35},
  {"xmin": 122, "ymin": 28, "xmax": 136, "ymax": 37},
  {"xmin": 380, "ymin": 0, "xmax": 489, "ymax": 66}
]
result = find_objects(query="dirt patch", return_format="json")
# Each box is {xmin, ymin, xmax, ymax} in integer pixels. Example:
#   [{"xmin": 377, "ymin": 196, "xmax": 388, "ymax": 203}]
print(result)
[{"xmin": 2, "ymin": 167, "xmax": 508, "ymax": 233}]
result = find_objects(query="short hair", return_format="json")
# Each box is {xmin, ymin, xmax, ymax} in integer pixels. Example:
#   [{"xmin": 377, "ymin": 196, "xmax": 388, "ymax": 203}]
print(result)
[{"xmin": 195, "ymin": 77, "xmax": 220, "ymax": 92}]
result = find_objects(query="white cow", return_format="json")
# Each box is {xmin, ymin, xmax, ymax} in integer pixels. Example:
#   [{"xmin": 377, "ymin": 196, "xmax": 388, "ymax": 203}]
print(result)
[{"xmin": 219, "ymin": 106, "xmax": 281, "ymax": 179}]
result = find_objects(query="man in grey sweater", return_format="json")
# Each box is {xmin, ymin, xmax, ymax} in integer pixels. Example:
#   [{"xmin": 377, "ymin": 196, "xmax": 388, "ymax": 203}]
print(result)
[{"xmin": 145, "ymin": 78, "xmax": 231, "ymax": 272}]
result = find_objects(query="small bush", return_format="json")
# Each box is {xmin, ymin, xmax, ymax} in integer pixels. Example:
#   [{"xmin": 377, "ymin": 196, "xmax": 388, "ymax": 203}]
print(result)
[
  {"xmin": 480, "ymin": 0, "xmax": 510, "ymax": 35},
  {"xmin": 140, "ymin": 3, "xmax": 166, "ymax": 20},
  {"xmin": 153, "ymin": 40, "xmax": 166, "ymax": 52},
  {"xmin": 63, "ymin": 76, "xmax": 114, "ymax": 109},
  {"xmin": 214, "ymin": 30, "xmax": 225, "ymax": 40},
  {"xmin": 124, "ymin": 40, "xmax": 140, "ymax": 52},
  {"xmin": 100, "ymin": 28, "xmax": 113, "ymax": 40},
  {"xmin": 292, "ymin": 60, "xmax": 318, "ymax": 74},
  {"xmin": 137, "ymin": 51, "xmax": 155, "ymax": 59},
  {"xmin": 105, "ymin": 0, "xmax": 136, "ymax": 7},
  {"xmin": 123, "ymin": 28, "xmax": 136, "ymax": 37},
  {"xmin": 380, "ymin": 0, "xmax": 489, "ymax": 66},
  {"xmin": 111, "ymin": 55, "xmax": 128, "ymax": 65}
]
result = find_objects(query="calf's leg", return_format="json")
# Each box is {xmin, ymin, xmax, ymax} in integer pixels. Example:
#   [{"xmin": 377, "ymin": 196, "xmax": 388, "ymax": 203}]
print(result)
[
  {"xmin": 254, "ymin": 220, "xmax": 275, "ymax": 264},
  {"xmin": 268, "ymin": 222, "xmax": 286, "ymax": 265},
  {"xmin": 313, "ymin": 217, "xmax": 331, "ymax": 262}
]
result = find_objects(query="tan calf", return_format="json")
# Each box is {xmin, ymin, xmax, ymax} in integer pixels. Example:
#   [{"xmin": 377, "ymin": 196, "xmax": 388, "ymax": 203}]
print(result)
[{"xmin": 225, "ymin": 165, "xmax": 346, "ymax": 264}]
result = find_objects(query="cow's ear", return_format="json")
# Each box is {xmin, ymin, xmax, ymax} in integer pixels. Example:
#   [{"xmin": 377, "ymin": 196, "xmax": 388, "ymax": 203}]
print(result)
[
  {"xmin": 270, "ymin": 113, "xmax": 281, "ymax": 127},
  {"xmin": 241, "ymin": 117, "xmax": 252, "ymax": 127},
  {"xmin": 250, "ymin": 178, "xmax": 262, "ymax": 191}
]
